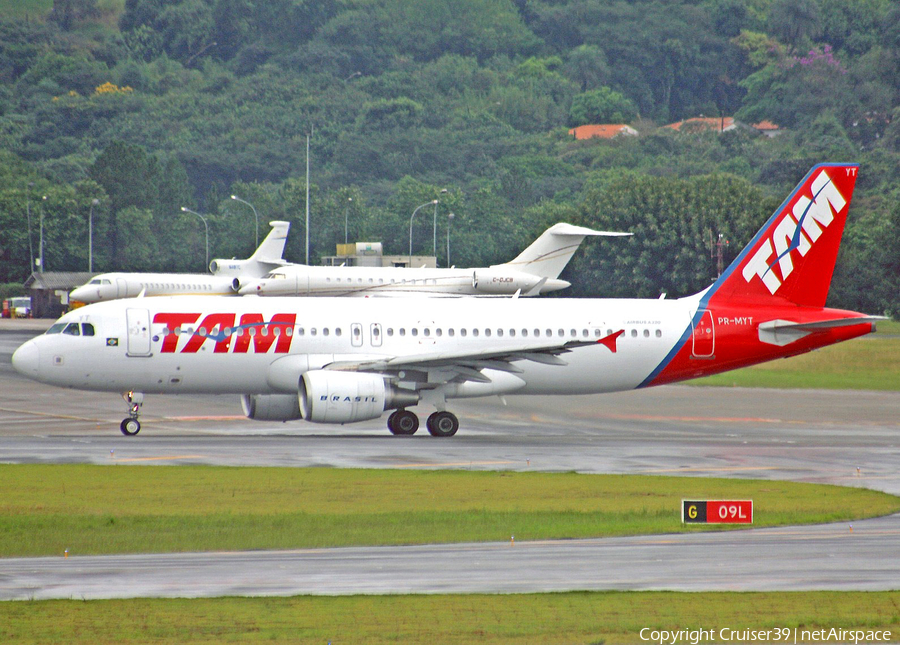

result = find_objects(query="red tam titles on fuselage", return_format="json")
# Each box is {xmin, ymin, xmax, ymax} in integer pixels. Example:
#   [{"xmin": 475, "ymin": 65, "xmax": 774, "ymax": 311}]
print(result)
[{"xmin": 152, "ymin": 312, "xmax": 296, "ymax": 354}]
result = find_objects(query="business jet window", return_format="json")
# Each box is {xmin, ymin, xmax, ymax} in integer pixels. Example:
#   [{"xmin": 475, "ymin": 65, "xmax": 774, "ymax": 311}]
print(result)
[{"xmin": 63, "ymin": 322, "xmax": 81, "ymax": 336}]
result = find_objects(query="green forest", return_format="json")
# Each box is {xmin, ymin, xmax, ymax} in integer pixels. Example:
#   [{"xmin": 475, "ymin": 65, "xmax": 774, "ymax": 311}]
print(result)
[{"xmin": 0, "ymin": 0, "xmax": 898, "ymax": 315}]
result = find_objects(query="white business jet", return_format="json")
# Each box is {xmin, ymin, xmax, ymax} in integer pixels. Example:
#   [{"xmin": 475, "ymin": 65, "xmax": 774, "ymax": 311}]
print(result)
[
  {"xmin": 238, "ymin": 223, "xmax": 627, "ymax": 297},
  {"xmin": 13, "ymin": 164, "xmax": 880, "ymax": 438},
  {"xmin": 68, "ymin": 221, "xmax": 291, "ymax": 303}
]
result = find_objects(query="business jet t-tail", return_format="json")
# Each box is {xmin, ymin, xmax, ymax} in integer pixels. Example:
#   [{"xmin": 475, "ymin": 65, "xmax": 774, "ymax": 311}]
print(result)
[
  {"xmin": 14, "ymin": 164, "xmax": 879, "ymax": 437},
  {"xmin": 69, "ymin": 221, "xmax": 290, "ymax": 303}
]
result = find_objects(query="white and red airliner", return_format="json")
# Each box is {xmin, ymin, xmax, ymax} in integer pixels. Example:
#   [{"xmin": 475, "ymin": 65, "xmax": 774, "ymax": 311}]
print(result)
[{"xmin": 13, "ymin": 164, "xmax": 881, "ymax": 437}]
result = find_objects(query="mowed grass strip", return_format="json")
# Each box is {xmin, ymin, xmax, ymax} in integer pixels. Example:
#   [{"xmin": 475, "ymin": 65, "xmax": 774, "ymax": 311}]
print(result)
[
  {"xmin": 690, "ymin": 330, "xmax": 900, "ymax": 390},
  {"xmin": 1, "ymin": 591, "xmax": 899, "ymax": 644},
  {"xmin": 2, "ymin": 464, "xmax": 898, "ymax": 557}
]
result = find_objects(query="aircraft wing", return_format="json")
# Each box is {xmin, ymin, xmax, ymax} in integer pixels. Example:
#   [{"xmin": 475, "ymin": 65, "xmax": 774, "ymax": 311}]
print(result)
[{"xmin": 325, "ymin": 330, "xmax": 624, "ymax": 384}]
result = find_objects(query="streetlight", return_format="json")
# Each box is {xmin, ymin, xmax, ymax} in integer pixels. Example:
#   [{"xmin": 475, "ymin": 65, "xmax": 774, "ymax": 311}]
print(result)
[
  {"xmin": 344, "ymin": 197, "xmax": 353, "ymax": 245},
  {"xmin": 433, "ymin": 189, "xmax": 448, "ymax": 257},
  {"xmin": 38, "ymin": 195, "xmax": 46, "ymax": 273},
  {"xmin": 25, "ymin": 182, "xmax": 34, "ymax": 274},
  {"xmin": 230, "ymin": 195, "xmax": 259, "ymax": 248},
  {"xmin": 88, "ymin": 198, "xmax": 99, "ymax": 272},
  {"xmin": 409, "ymin": 199, "xmax": 437, "ymax": 266},
  {"xmin": 181, "ymin": 207, "xmax": 209, "ymax": 269},
  {"xmin": 446, "ymin": 212, "xmax": 454, "ymax": 267}
]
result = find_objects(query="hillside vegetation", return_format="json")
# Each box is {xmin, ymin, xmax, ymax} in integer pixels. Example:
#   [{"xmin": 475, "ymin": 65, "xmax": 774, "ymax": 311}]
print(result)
[{"xmin": 0, "ymin": 0, "xmax": 897, "ymax": 316}]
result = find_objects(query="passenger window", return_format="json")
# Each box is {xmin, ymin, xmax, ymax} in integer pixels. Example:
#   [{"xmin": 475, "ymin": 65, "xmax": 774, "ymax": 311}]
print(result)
[
  {"xmin": 631, "ymin": 329, "xmax": 638, "ymax": 337},
  {"xmin": 412, "ymin": 328, "xmax": 418, "ymax": 337},
  {"xmin": 460, "ymin": 329, "xmax": 466, "ymax": 337},
  {"xmin": 656, "ymin": 329, "xmax": 662, "ymax": 338},
  {"xmin": 323, "ymin": 328, "xmax": 330, "ymax": 336},
  {"xmin": 399, "ymin": 328, "xmax": 406, "ymax": 336},
  {"xmin": 484, "ymin": 329, "xmax": 491, "ymax": 337},
  {"xmin": 472, "ymin": 329, "xmax": 479, "ymax": 337},
  {"xmin": 496, "ymin": 329, "xmax": 503, "ymax": 337},
  {"xmin": 643, "ymin": 329, "xmax": 650, "ymax": 337},
  {"xmin": 448, "ymin": 329, "xmax": 455, "ymax": 337}
]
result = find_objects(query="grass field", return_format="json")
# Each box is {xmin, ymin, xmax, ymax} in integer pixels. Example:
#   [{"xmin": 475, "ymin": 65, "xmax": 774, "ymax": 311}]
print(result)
[
  {"xmin": 690, "ymin": 320, "xmax": 900, "ymax": 390},
  {"xmin": 1, "ymin": 591, "xmax": 898, "ymax": 643},
  {"xmin": 2, "ymin": 464, "xmax": 898, "ymax": 557}
]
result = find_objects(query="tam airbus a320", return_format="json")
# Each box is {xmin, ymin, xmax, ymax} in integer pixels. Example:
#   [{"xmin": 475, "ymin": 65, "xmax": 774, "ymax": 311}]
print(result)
[{"xmin": 13, "ymin": 164, "xmax": 881, "ymax": 437}]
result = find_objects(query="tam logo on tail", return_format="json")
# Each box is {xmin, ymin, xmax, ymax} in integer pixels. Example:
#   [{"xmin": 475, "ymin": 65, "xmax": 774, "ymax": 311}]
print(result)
[
  {"xmin": 715, "ymin": 163, "xmax": 858, "ymax": 308},
  {"xmin": 741, "ymin": 167, "xmax": 854, "ymax": 295}
]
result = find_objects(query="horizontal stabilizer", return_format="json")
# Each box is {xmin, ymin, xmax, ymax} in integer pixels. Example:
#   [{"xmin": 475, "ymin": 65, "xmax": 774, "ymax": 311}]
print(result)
[{"xmin": 758, "ymin": 316, "xmax": 883, "ymax": 346}]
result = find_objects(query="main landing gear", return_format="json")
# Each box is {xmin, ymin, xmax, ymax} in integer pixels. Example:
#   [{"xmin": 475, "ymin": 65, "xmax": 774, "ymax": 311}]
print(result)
[
  {"xmin": 387, "ymin": 409, "xmax": 459, "ymax": 437},
  {"xmin": 120, "ymin": 390, "xmax": 143, "ymax": 436}
]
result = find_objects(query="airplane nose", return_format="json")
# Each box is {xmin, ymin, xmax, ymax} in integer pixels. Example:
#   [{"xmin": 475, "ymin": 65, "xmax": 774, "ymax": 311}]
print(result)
[
  {"xmin": 238, "ymin": 281, "xmax": 262, "ymax": 295},
  {"xmin": 11, "ymin": 340, "xmax": 40, "ymax": 379}
]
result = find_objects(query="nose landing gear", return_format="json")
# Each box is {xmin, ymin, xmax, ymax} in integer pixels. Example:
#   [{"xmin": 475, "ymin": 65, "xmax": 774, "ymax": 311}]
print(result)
[{"xmin": 120, "ymin": 390, "xmax": 143, "ymax": 436}]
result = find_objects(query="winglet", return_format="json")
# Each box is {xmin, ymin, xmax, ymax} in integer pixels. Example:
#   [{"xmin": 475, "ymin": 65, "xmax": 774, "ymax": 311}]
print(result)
[{"xmin": 597, "ymin": 329, "xmax": 625, "ymax": 353}]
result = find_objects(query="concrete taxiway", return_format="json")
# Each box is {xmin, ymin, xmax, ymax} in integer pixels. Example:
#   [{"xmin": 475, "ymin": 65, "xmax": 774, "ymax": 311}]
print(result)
[{"xmin": 1, "ymin": 325, "xmax": 899, "ymax": 599}]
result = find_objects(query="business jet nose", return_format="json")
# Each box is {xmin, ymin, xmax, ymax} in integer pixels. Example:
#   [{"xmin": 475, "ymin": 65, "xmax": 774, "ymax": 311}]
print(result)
[
  {"xmin": 69, "ymin": 286, "xmax": 94, "ymax": 303},
  {"xmin": 11, "ymin": 340, "xmax": 40, "ymax": 379},
  {"xmin": 238, "ymin": 280, "xmax": 263, "ymax": 295}
]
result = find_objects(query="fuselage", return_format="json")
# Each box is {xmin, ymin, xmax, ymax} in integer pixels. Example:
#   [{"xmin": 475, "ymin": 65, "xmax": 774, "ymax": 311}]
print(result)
[
  {"xmin": 239, "ymin": 265, "xmax": 569, "ymax": 298},
  {"xmin": 69, "ymin": 273, "xmax": 239, "ymax": 303},
  {"xmin": 12, "ymin": 294, "xmax": 874, "ymax": 399}
]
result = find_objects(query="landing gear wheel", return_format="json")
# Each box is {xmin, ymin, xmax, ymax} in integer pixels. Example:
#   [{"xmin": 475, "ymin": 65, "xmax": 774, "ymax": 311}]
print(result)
[
  {"xmin": 388, "ymin": 409, "xmax": 419, "ymax": 435},
  {"xmin": 426, "ymin": 411, "xmax": 459, "ymax": 437},
  {"xmin": 120, "ymin": 418, "xmax": 141, "ymax": 436}
]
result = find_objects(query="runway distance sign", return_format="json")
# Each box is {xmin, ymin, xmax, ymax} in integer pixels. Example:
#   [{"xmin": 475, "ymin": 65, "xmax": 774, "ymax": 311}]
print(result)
[{"xmin": 682, "ymin": 500, "xmax": 753, "ymax": 524}]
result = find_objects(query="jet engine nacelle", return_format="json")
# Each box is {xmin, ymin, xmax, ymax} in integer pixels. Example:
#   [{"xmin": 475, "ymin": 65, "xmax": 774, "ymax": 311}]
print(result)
[
  {"xmin": 471, "ymin": 269, "xmax": 543, "ymax": 295},
  {"xmin": 241, "ymin": 393, "xmax": 302, "ymax": 421},
  {"xmin": 299, "ymin": 370, "xmax": 418, "ymax": 424}
]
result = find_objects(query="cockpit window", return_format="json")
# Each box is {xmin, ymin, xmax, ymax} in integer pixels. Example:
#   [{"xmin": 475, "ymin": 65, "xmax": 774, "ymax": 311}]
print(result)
[
  {"xmin": 46, "ymin": 323, "xmax": 66, "ymax": 334},
  {"xmin": 265, "ymin": 272, "xmax": 286, "ymax": 279},
  {"xmin": 89, "ymin": 279, "xmax": 101, "ymax": 285},
  {"xmin": 82, "ymin": 323, "xmax": 95, "ymax": 336},
  {"xmin": 62, "ymin": 322, "xmax": 81, "ymax": 336}
]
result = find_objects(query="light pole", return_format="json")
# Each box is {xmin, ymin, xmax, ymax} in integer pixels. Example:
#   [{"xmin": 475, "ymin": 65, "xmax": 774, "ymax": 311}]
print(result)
[
  {"xmin": 181, "ymin": 207, "xmax": 209, "ymax": 270},
  {"xmin": 446, "ymin": 212, "xmax": 454, "ymax": 267},
  {"xmin": 38, "ymin": 195, "xmax": 46, "ymax": 273},
  {"xmin": 409, "ymin": 199, "xmax": 437, "ymax": 266},
  {"xmin": 344, "ymin": 197, "xmax": 353, "ymax": 245},
  {"xmin": 230, "ymin": 195, "xmax": 259, "ymax": 248},
  {"xmin": 25, "ymin": 183, "xmax": 34, "ymax": 274},
  {"xmin": 433, "ymin": 189, "xmax": 447, "ymax": 257},
  {"xmin": 88, "ymin": 198, "xmax": 99, "ymax": 272}
]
